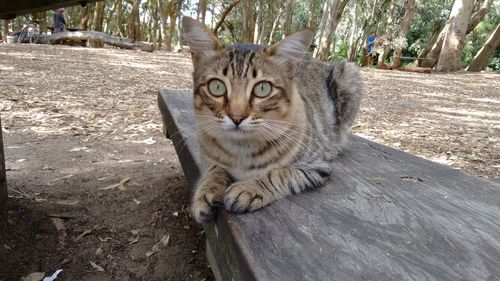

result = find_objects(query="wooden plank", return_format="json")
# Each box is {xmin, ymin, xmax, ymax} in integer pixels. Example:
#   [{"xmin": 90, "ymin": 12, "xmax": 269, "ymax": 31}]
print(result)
[
  {"xmin": 0, "ymin": 116, "xmax": 6, "ymax": 206},
  {"xmin": 158, "ymin": 89, "xmax": 500, "ymax": 281},
  {"xmin": 0, "ymin": 0, "xmax": 102, "ymax": 19}
]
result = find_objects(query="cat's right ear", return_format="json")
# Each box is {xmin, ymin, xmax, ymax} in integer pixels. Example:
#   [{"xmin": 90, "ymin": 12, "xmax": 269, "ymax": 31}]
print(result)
[{"xmin": 182, "ymin": 17, "xmax": 223, "ymax": 63}]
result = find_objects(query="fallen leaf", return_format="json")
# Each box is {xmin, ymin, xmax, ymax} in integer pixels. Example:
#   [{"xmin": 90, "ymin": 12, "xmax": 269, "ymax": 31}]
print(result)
[
  {"xmin": 73, "ymin": 226, "xmax": 97, "ymax": 242},
  {"xmin": 100, "ymin": 177, "xmax": 130, "ymax": 190},
  {"xmin": 89, "ymin": 261, "xmax": 105, "ymax": 272},
  {"xmin": 69, "ymin": 147, "xmax": 88, "ymax": 152},
  {"xmin": 132, "ymin": 137, "xmax": 156, "ymax": 145},
  {"xmin": 96, "ymin": 246, "xmax": 103, "ymax": 256},
  {"xmin": 21, "ymin": 272, "xmax": 45, "ymax": 281},
  {"xmin": 98, "ymin": 236, "xmax": 112, "ymax": 242},
  {"xmin": 132, "ymin": 198, "xmax": 142, "ymax": 205},
  {"xmin": 145, "ymin": 234, "xmax": 170, "ymax": 257},
  {"xmin": 47, "ymin": 174, "xmax": 74, "ymax": 185},
  {"xmin": 43, "ymin": 165, "xmax": 56, "ymax": 171}
]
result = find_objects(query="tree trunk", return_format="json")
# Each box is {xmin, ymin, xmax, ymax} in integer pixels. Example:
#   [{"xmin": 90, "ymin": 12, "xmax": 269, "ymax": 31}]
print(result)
[
  {"xmin": 92, "ymin": 1, "xmax": 106, "ymax": 47},
  {"xmin": 436, "ymin": 0, "xmax": 475, "ymax": 72},
  {"xmin": 467, "ymin": 0, "xmax": 493, "ymax": 33},
  {"xmin": 253, "ymin": 2, "xmax": 261, "ymax": 43},
  {"xmin": 415, "ymin": 22, "xmax": 444, "ymax": 66},
  {"xmin": 315, "ymin": 0, "xmax": 350, "ymax": 61},
  {"xmin": 80, "ymin": 4, "xmax": 92, "ymax": 30},
  {"xmin": 128, "ymin": 0, "xmax": 142, "ymax": 41},
  {"xmin": 466, "ymin": 23, "xmax": 500, "ymax": 71},
  {"xmin": 391, "ymin": 0, "xmax": 416, "ymax": 68},
  {"xmin": 165, "ymin": 0, "xmax": 177, "ymax": 51},
  {"xmin": 117, "ymin": 0, "xmax": 125, "ymax": 36},
  {"xmin": 306, "ymin": 0, "xmax": 320, "ymax": 29},
  {"xmin": 174, "ymin": 0, "xmax": 183, "ymax": 51},
  {"xmin": 422, "ymin": 0, "xmax": 492, "ymax": 68},
  {"xmin": 105, "ymin": 0, "xmax": 118, "ymax": 33},
  {"xmin": 87, "ymin": 3, "xmax": 96, "ymax": 30},
  {"xmin": 42, "ymin": 31, "xmax": 154, "ymax": 51},
  {"xmin": 213, "ymin": 0, "xmax": 241, "ymax": 36},
  {"xmin": 32, "ymin": 12, "xmax": 47, "ymax": 33},
  {"xmin": 2, "ymin": 20, "xmax": 9, "ymax": 37},
  {"xmin": 242, "ymin": 0, "xmax": 255, "ymax": 43},
  {"xmin": 377, "ymin": 0, "xmax": 396, "ymax": 67},
  {"xmin": 282, "ymin": 0, "xmax": 294, "ymax": 38},
  {"xmin": 198, "ymin": 0, "xmax": 208, "ymax": 25},
  {"xmin": 347, "ymin": 2, "xmax": 358, "ymax": 60},
  {"xmin": 267, "ymin": 4, "xmax": 284, "ymax": 45}
]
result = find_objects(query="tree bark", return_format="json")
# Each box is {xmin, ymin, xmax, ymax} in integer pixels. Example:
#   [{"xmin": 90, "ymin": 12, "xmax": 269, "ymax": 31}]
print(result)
[
  {"xmin": 415, "ymin": 22, "xmax": 444, "ymax": 66},
  {"xmin": 307, "ymin": 0, "xmax": 321, "ymax": 29},
  {"xmin": 117, "ymin": 0, "xmax": 125, "ymax": 36},
  {"xmin": 422, "ymin": 0, "xmax": 492, "ymax": 68},
  {"xmin": 282, "ymin": 0, "xmax": 294, "ymax": 38},
  {"xmin": 92, "ymin": 1, "xmax": 106, "ymax": 47},
  {"xmin": 315, "ymin": 0, "xmax": 350, "ymax": 61},
  {"xmin": 80, "ymin": 4, "xmax": 91, "ymax": 30},
  {"xmin": 377, "ymin": 0, "xmax": 396, "ymax": 67},
  {"xmin": 391, "ymin": 0, "xmax": 416, "ymax": 68},
  {"xmin": 174, "ymin": 0, "xmax": 183, "ymax": 51},
  {"xmin": 128, "ymin": 0, "xmax": 142, "ymax": 41},
  {"xmin": 253, "ymin": 2, "xmax": 261, "ymax": 43},
  {"xmin": 42, "ymin": 31, "xmax": 154, "ymax": 51},
  {"xmin": 436, "ymin": 0, "xmax": 475, "ymax": 72},
  {"xmin": 213, "ymin": 0, "xmax": 241, "ymax": 36},
  {"xmin": 158, "ymin": 0, "xmax": 169, "ymax": 47},
  {"xmin": 267, "ymin": 4, "xmax": 284, "ymax": 45},
  {"xmin": 242, "ymin": 0, "xmax": 255, "ymax": 43},
  {"xmin": 104, "ymin": 0, "xmax": 118, "ymax": 33},
  {"xmin": 466, "ymin": 23, "xmax": 500, "ymax": 71},
  {"xmin": 467, "ymin": 0, "xmax": 493, "ymax": 33},
  {"xmin": 197, "ymin": 0, "xmax": 208, "ymax": 25},
  {"xmin": 165, "ymin": 0, "xmax": 177, "ymax": 51},
  {"xmin": 2, "ymin": 20, "xmax": 9, "ymax": 37}
]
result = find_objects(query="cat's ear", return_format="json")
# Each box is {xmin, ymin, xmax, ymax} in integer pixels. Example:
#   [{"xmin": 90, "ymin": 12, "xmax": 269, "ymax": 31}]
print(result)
[
  {"xmin": 182, "ymin": 17, "xmax": 223, "ymax": 62},
  {"xmin": 265, "ymin": 30, "xmax": 314, "ymax": 77}
]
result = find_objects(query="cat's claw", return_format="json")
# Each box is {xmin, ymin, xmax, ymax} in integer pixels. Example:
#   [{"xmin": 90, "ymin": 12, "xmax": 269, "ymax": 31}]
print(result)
[{"xmin": 224, "ymin": 181, "xmax": 269, "ymax": 213}]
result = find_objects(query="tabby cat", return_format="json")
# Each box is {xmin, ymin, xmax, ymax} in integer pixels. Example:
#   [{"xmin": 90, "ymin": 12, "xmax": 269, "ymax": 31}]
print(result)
[{"xmin": 181, "ymin": 17, "xmax": 363, "ymax": 223}]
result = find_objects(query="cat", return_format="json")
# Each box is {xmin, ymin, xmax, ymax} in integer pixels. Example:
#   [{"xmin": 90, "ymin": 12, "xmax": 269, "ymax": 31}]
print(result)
[{"xmin": 181, "ymin": 17, "xmax": 363, "ymax": 223}]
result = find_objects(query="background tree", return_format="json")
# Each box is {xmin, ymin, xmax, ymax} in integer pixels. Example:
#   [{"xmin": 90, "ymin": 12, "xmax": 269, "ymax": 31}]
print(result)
[{"xmin": 436, "ymin": 0, "xmax": 475, "ymax": 72}]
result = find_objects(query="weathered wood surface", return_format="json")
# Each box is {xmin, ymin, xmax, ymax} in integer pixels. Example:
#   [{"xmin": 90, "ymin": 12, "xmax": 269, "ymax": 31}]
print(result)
[
  {"xmin": 158, "ymin": 89, "xmax": 500, "ymax": 281},
  {"xmin": 0, "ymin": 0, "xmax": 102, "ymax": 19},
  {"xmin": 0, "ymin": 116, "xmax": 6, "ymax": 206},
  {"xmin": 41, "ymin": 31, "xmax": 154, "ymax": 52}
]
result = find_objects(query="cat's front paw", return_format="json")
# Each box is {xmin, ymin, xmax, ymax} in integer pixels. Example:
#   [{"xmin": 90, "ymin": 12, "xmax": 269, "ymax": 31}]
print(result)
[
  {"xmin": 192, "ymin": 185, "xmax": 224, "ymax": 223},
  {"xmin": 224, "ymin": 181, "xmax": 271, "ymax": 213}
]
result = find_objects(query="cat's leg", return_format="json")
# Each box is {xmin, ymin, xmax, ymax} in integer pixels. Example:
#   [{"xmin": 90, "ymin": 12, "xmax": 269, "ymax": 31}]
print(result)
[
  {"xmin": 224, "ymin": 166, "xmax": 330, "ymax": 213},
  {"xmin": 192, "ymin": 165, "xmax": 232, "ymax": 222}
]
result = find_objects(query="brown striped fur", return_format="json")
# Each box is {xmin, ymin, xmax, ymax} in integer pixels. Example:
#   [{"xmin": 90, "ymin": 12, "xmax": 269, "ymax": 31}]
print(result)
[{"xmin": 182, "ymin": 17, "xmax": 363, "ymax": 223}]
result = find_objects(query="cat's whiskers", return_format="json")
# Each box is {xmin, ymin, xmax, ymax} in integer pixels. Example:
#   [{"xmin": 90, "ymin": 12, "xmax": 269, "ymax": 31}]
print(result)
[{"xmin": 260, "ymin": 123, "xmax": 316, "ymax": 155}]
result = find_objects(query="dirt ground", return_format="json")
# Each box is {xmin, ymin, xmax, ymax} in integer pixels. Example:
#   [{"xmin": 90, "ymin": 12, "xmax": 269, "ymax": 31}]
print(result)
[{"xmin": 0, "ymin": 44, "xmax": 498, "ymax": 281}]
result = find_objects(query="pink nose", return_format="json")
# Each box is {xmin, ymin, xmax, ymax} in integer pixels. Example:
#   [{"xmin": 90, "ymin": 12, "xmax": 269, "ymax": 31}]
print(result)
[{"xmin": 228, "ymin": 114, "xmax": 245, "ymax": 126}]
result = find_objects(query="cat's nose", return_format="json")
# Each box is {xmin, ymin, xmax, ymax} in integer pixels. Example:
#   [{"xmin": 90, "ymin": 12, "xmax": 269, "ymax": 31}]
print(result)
[{"xmin": 228, "ymin": 114, "xmax": 246, "ymax": 126}]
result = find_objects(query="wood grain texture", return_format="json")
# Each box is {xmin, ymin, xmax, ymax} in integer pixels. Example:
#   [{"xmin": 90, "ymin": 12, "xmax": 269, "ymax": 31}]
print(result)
[
  {"xmin": 0, "ymin": 116, "xmax": 6, "ymax": 206},
  {"xmin": 158, "ymin": 89, "xmax": 500, "ymax": 281}
]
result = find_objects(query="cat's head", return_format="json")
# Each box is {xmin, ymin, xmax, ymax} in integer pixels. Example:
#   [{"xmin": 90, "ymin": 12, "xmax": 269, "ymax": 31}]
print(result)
[{"xmin": 181, "ymin": 17, "xmax": 313, "ymax": 140}]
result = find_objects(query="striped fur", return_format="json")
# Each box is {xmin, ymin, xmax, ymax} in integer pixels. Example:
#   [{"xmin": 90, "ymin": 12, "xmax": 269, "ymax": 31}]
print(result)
[{"xmin": 182, "ymin": 17, "xmax": 363, "ymax": 223}]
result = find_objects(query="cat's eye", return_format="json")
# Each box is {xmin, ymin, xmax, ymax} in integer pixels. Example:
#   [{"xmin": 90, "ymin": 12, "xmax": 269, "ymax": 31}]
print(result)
[
  {"xmin": 253, "ymin": 81, "xmax": 272, "ymax": 98},
  {"xmin": 208, "ymin": 79, "xmax": 226, "ymax": 97}
]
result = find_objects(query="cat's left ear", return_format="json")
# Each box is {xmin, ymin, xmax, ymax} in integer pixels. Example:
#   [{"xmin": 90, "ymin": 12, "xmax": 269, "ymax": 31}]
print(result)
[
  {"xmin": 265, "ymin": 30, "xmax": 314, "ymax": 77},
  {"xmin": 182, "ymin": 17, "xmax": 223, "ymax": 63}
]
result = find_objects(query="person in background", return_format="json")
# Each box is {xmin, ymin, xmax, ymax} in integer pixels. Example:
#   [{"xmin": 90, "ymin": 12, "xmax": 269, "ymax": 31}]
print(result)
[
  {"xmin": 367, "ymin": 34, "xmax": 378, "ymax": 66},
  {"xmin": 53, "ymin": 9, "xmax": 66, "ymax": 33}
]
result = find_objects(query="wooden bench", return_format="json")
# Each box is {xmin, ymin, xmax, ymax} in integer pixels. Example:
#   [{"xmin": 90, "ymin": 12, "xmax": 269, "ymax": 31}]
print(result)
[
  {"xmin": 158, "ymin": 89, "xmax": 500, "ymax": 281},
  {"xmin": 0, "ymin": 116, "xmax": 6, "ymax": 207}
]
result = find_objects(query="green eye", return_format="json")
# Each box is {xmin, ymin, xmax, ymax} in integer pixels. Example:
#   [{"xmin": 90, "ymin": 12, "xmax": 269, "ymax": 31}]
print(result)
[
  {"xmin": 208, "ymin": 79, "xmax": 226, "ymax": 97},
  {"xmin": 253, "ymin": 81, "xmax": 272, "ymax": 98}
]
